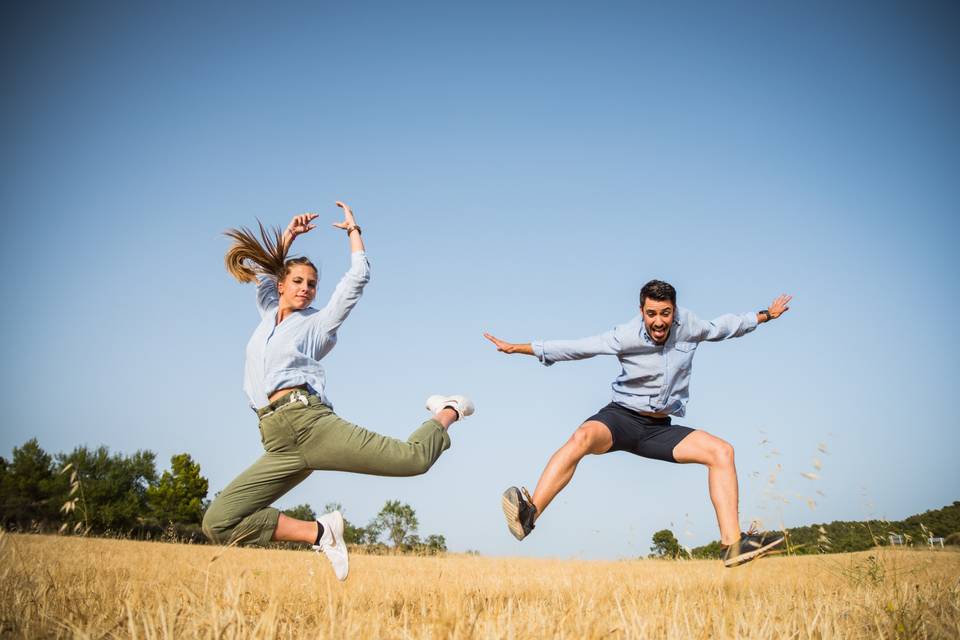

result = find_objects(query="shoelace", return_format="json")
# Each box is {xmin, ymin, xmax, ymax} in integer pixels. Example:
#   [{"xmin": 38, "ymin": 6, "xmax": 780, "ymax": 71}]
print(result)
[{"xmin": 521, "ymin": 487, "xmax": 535, "ymax": 509}]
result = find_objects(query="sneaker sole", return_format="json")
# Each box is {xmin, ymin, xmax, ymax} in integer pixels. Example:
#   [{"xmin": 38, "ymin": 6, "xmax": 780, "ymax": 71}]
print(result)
[
  {"xmin": 320, "ymin": 512, "xmax": 349, "ymax": 581},
  {"xmin": 501, "ymin": 489, "xmax": 527, "ymax": 541},
  {"xmin": 723, "ymin": 536, "xmax": 785, "ymax": 568}
]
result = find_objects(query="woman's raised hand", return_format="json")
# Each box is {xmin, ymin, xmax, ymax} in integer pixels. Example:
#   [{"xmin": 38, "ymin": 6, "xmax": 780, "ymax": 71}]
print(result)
[
  {"xmin": 332, "ymin": 201, "xmax": 358, "ymax": 231},
  {"xmin": 286, "ymin": 213, "xmax": 318, "ymax": 239},
  {"xmin": 281, "ymin": 213, "xmax": 318, "ymax": 250}
]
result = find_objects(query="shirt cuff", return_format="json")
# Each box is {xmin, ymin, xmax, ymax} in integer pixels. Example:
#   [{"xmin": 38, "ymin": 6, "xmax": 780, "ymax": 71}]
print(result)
[
  {"xmin": 531, "ymin": 340, "xmax": 553, "ymax": 366},
  {"xmin": 742, "ymin": 312, "xmax": 759, "ymax": 331}
]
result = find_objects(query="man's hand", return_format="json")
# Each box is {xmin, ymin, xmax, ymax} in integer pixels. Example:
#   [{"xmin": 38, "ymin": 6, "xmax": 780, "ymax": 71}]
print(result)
[
  {"xmin": 767, "ymin": 294, "xmax": 792, "ymax": 319},
  {"xmin": 483, "ymin": 333, "xmax": 533, "ymax": 355}
]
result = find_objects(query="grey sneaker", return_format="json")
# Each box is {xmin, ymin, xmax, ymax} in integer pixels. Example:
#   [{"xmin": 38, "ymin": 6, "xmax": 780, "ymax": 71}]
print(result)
[
  {"xmin": 502, "ymin": 486, "xmax": 537, "ymax": 541},
  {"xmin": 313, "ymin": 510, "xmax": 349, "ymax": 581},
  {"xmin": 722, "ymin": 528, "xmax": 784, "ymax": 567},
  {"xmin": 425, "ymin": 394, "xmax": 475, "ymax": 420}
]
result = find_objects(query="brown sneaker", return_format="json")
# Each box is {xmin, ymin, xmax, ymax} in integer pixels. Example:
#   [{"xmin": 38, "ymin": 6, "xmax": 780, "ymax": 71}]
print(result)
[
  {"xmin": 722, "ymin": 528, "xmax": 784, "ymax": 567},
  {"xmin": 501, "ymin": 486, "xmax": 537, "ymax": 540}
]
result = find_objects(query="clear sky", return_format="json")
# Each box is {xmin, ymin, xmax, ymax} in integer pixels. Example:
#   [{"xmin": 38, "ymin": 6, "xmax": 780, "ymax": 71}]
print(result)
[{"xmin": 2, "ymin": 1, "xmax": 958, "ymax": 559}]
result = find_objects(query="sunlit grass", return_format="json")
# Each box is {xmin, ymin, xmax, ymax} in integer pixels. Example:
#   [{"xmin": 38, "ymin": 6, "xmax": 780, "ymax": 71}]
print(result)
[{"xmin": 2, "ymin": 532, "xmax": 958, "ymax": 638}]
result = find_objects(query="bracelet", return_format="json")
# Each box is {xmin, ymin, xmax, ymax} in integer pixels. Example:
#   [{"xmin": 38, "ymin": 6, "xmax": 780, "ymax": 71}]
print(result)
[
  {"xmin": 345, "ymin": 224, "xmax": 362, "ymax": 236},
  {"xmin": 758, "ymin": 309, "xmax": 771, "ymax": 322}
]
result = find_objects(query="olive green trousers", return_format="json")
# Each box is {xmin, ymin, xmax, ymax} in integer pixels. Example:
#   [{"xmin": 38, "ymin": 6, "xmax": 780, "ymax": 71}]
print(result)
[{"xmin": 202, "ymin": 392, "xmax": 451, "ymax": 546}]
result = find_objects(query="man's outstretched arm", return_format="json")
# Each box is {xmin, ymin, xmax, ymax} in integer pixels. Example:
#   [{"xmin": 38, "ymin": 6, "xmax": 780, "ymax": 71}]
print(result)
[
  {"xmin": 483, "ymin": 333, "xmax": 536, "ymax": 356},
  {"xmin": 483, "ymin": 329, "xmax": 620, "ymax": 365},
  {"xmin": 688, "ymin": 293, "xmax": 792, "ymax": 342}
]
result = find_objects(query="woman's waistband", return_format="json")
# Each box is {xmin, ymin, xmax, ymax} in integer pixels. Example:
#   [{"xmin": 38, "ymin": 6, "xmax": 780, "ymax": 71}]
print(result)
[{"xmin": 255, "ymin": 389, "xmax": 325, "ymax": 419}]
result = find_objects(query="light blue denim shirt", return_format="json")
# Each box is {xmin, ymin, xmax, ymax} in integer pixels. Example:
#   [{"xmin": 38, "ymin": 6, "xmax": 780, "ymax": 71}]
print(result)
[
  {"xmin": 531, "ymin": 307, "xmax": 758, "ymax": 417},
  {"xmin": 243, "ymin": 251, "xmax": 371, "ymax": 410}
]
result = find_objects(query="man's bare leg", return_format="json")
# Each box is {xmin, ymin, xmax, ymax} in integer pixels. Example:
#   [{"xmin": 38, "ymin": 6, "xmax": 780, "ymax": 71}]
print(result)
[
  {"xmin": 529, "ymin": 421, "xmax": 613, "ymax": 518},
  {"xmin": 672, "ymin": 430, "xmax": 740, "ymax": 545}
]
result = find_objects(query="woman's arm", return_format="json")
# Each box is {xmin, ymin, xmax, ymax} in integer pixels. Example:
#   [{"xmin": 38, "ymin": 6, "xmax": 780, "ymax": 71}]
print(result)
[
  {"xmin": 317, "ymin": 202, "xmax": 370, "ymax": 334},
  {"xmin": 254, "ymin": 271, "xmax": 279, "ymax": 317}
]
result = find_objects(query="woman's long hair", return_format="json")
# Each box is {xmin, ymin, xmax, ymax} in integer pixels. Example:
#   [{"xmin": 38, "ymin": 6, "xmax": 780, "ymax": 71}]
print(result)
[{"xmin": 224, "ymin": 221, "xmax": 316, "ymax": 283}]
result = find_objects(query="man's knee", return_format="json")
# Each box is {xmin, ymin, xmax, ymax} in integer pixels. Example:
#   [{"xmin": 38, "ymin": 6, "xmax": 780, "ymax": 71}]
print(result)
[
  {"xmin": 568, "ymin": 423, "xmax": 609, "ymax": 455},
  {"xmin": 711, "ymin": 438, "xmax": 735, "ymax": 467}
]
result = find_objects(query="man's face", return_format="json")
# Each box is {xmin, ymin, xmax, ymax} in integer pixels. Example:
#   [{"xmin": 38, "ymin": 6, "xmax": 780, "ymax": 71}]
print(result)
[{"xmin": 641, "ymin": 298, "xmax": 675, "ymax": 344}]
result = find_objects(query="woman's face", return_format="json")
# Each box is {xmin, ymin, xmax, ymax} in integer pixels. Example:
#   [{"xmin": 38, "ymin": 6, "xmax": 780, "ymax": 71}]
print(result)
[{"xmin": 277, "ymin": 264, "xmax": 318, "ymax": 310}]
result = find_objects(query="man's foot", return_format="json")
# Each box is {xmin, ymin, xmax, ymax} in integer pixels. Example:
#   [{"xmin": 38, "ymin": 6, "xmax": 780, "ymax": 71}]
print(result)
[
  {"xmin": 425, "ymin": 394, "xmax": 475, "ymax": 420},
  {"xmin": 502, "ymin": 486, "xmax": 537, "ymax": 540},
  {"xmin": 721, "ymin": 528, "xmax": 785, "ymax": 568},
  {"xmin": 313, "ymin": 511, "xmax": 349, "ymax": 581}
]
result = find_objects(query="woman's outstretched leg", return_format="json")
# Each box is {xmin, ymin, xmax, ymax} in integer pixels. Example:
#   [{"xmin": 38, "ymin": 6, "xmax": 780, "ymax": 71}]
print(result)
[{"xmin": 292, "ymin": 395, "xmax": 472, "ymax": 477}]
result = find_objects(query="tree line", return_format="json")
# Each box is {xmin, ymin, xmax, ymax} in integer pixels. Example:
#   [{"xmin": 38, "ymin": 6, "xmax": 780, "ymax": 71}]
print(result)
[
  {"xmin": 648, "ymin": 500, "xmax": 960, "ymax": 559},
  {"xmin": 282, "ymin": 500, "xmax": 447, "ymax": 554},
  {"xmin": 0, "ymin": 438, "xmax": 446, "ymax": 553}
]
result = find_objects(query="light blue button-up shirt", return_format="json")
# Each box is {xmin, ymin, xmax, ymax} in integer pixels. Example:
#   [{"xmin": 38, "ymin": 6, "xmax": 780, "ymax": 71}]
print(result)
[
  {"xmin": 531, "ymin": 307, "xmax": 758, "ymax": 417},
  {"xmin": 243, "ymin": 251, "xmax": 371, "ymax": 410}
]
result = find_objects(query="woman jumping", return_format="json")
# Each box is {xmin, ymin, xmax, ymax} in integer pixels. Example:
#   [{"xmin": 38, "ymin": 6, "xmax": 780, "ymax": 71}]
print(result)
[{"xmin": 202, "ymin": 202, "xmax": 474, "ymax": 580}]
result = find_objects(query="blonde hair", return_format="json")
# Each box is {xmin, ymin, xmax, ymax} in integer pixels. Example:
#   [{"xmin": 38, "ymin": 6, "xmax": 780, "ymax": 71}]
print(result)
[{"xmin": 224, "ymin": 221, "xmax": 317, "ymax": 283}]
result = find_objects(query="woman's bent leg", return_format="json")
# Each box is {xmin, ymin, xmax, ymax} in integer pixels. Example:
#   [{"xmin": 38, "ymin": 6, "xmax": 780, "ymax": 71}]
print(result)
[
  {"xmin": 202, "ymin": 451, "xmax": 309, "ymax": 546},
  {"xmin": 295, "ymin": 405, "xmax": 452, "ymax": 477}
]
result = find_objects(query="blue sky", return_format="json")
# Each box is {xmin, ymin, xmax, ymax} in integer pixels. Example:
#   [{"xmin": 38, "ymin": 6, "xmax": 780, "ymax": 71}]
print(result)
[{"xmin": 2, "ymin": 1, "xmax": 958, "ymax": 559}]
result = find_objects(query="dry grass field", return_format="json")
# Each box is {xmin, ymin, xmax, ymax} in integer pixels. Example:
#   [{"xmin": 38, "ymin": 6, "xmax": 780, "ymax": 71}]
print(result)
[{"xmin": 1, "ymin": 531, "xmax": 958, "ymax": 639}]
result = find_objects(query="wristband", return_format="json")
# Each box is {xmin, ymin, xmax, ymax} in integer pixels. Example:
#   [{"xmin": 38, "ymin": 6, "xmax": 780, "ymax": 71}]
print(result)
[
  {"xmin": 758, "ymin": 309, "xmax": 771, "ymax": 322},
  {"xmin": 346, "ymin": 224, "xmax": 362, "ymax": 236}
]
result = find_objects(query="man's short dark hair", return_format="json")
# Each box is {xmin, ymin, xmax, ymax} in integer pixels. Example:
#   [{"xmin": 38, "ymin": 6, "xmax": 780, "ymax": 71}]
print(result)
[{"xmin": 640, "ymin": 280, "xmax": 676, "ymax": 307}]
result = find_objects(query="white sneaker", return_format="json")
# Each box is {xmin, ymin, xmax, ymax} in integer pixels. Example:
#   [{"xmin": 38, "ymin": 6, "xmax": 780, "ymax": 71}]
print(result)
[
  {"xmin": 425, "ymin": 394, "xmax": 475, "ymax": 420},
  {"xmin": 313, "ymin": 510, "xmax": 349, "ymax": 581}
]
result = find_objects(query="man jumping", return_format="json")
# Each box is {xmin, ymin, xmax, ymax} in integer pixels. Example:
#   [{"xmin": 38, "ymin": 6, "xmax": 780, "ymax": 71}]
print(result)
[{"xmin": 484, "ymin": 280, "xmax": 791, "ymax": 567}]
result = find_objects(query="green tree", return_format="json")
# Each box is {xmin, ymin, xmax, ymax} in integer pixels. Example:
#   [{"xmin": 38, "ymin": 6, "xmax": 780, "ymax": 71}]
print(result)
[
  {"xmin": 285, "ymin": 502, "xmax": 374, "ymax": 545},
  {"xmin": 371, "ymin": 500, "xmax": 419, "ymax": 548},
  {"xmin": 650, "ymin": 529, "xmax": 682, "ymax": 559},
  {"xmin": 320, "ymin": 502, "xmax": 372, "ymax": 545},
  {"xmin": 359, "ymin": 515, "xmax": 384, "ymax": 545},
  {"xmin": 146, "ymin": 453, "xmax": 209, "ymax": 525},
  {"xmin": 425, "ymin": 534, "xmax": 447, "ymax": 553},
  {"xmin": 282, "ymin": 503, "xmax": 317, "ymax": 521},
  {"xmin": 690, "ymin": 540, "xmax": 723, "ymax": 559},
  {"xmin": 55, "ymin": 446, "xmax": 157, "ymax": 533},
  {"xmin": 687, "ymin": 501, "xmax": 960, "ymax": 557},
  {"xmin": 0, "ymin": 439, "xmax": 63, "ymax": 528}
]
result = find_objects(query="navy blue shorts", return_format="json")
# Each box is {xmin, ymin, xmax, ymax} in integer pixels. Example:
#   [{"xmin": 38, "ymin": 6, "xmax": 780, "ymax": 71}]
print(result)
[{"xmin": 586, "ymin": 402, "xmax": 695, "ymax": 463}]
